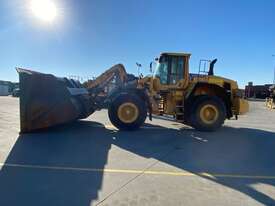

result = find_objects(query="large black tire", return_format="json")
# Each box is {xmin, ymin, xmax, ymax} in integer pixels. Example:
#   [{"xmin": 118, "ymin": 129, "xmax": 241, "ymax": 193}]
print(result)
[
  {"xmin": 108, "ymin": 93, "xmax": 147, "ymax": 130},
  {"xmin": 190, "ymin": 95, "xmax": 226, "ymax": 132}
]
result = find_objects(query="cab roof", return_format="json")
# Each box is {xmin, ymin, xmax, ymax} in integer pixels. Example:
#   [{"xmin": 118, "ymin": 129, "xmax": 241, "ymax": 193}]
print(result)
[{"xmin": 160, "ymin": 52, "xmax": 191, "ymax": 57}]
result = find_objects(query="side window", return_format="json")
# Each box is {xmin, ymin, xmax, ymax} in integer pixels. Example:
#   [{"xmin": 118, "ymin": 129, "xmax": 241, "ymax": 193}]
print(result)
[
  {"xmin": 170, "ymin": 57, "xmax": 184, "ymax": 84},
  {"xmin": 154, "ymin": 61, "xmax": 169, "ymax": 84},
  {"xmin": 159, "ymin": 62, "xmax": 168, "ymax": 84}
]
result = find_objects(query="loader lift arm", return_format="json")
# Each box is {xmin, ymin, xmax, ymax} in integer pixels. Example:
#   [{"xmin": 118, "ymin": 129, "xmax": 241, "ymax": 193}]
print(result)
[
  {"xmin": 83, "ymin": 65, "xmax": 152, "ymax": 130},
  {"xmin": 85, "ymin": 64, "xmax": 128, "ymax": 91},
  {"xmin": 83, "ymin": 64, "xmax": 151, "ymax": 115}
]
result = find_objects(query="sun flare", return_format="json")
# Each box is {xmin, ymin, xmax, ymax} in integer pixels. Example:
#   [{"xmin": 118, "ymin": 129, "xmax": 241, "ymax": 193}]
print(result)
[{"xmin": 30, "ymin": 0, "xmax": 57, "ymax": 22}]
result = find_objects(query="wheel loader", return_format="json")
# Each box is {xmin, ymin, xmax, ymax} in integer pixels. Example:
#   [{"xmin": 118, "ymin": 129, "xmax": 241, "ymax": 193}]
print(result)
[
  {"xmin": 17, "ymin": 52, "xmax": 249, "ymax": 133},
  {"xmin": 266, "ymin": 85, "xmax": 275, "ymax": 109}
]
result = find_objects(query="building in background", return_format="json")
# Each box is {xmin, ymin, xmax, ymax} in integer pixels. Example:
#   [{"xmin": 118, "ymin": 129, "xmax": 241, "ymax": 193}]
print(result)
[
  {"xmin": 0, "ymin": 84, "xmax": 9, "ymax": 96},
  {"xmin": 245, "ymin": 82, "xmax": 272, "ymax": 99},
  {"xmin": 0, "ymin": 80, "xmax": 19, "ymax": 96}
]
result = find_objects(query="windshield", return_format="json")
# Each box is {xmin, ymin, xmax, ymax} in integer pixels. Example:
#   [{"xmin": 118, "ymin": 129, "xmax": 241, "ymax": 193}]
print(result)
[{"xmin": 153, "ymin": 61, "xmax": 168, "ymax": 84}]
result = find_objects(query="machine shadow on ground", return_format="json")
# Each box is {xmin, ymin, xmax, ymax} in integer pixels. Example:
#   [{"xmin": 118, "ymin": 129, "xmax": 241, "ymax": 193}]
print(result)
[{"xmin": 0, "ymin": 121, "xmax": 274, "ymax": 205}]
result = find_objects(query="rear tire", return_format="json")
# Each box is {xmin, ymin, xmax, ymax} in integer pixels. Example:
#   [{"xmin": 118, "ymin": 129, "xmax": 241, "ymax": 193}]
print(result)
[
  {"xmin": 190, "ymin": 95, "xmax": 226, "ymax": 132},
  {"xmin": 108, "ymin": 93, "xmax": 147, "ymax": 130}
]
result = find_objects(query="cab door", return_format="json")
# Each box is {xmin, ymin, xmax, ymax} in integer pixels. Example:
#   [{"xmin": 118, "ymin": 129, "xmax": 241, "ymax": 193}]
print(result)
[{"xmin": 169, "ymin": 56, "xmax": 185, "ymax": 86}]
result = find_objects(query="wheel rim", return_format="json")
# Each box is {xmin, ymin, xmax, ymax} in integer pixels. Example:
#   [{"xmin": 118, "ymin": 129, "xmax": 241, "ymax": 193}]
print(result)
[
  {"xmin": 199, "ymin": 104, "xmax": 219, "ymax": 124},
  {"xmin": 117, "ymin": 102, "xmax": 139, "ymax": 123}
]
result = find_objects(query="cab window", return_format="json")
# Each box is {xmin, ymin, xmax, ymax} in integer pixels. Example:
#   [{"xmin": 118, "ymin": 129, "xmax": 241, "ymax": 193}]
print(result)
[
  {"xmin": 154, "ymin": 57, "xmax": 169, "ymax": 84},
  {"xmin": 154, "ymin": 55, "xmax": 185, "ymax": 85},
  {"xmin": 170, "ymin": 56, "xmax": 184, "ymax": 84}
]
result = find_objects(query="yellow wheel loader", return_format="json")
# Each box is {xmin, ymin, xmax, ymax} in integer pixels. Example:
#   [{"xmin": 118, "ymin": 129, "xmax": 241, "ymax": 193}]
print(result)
[
  {"xmin": 17, "ymin": 52, "xmax": 249, "ymax": 133},
  {"xmin": 266, "ymin": 85, "xmax": 275, "ymax": 109}
]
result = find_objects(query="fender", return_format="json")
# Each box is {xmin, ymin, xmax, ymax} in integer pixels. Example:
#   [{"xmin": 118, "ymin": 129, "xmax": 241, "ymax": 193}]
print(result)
[{"xmin": 185, "ymin": 82, "xmax": 233, "ymax": 119}]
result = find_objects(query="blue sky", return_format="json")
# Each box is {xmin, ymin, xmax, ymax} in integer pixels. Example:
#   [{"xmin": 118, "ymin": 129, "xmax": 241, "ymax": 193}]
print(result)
[{"xmin": 0, "ymin": 0, "xmax": 274, "ymax": 88}]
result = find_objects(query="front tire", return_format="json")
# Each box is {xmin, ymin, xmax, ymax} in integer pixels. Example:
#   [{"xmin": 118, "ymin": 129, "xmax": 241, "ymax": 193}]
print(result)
[
  {"xmin": 108, "ymin": 93, "xmax": 147, "ymax": 130},
  {"xmin": 190, "ymin": 95, "xmax": 226, "ymax": 132}
]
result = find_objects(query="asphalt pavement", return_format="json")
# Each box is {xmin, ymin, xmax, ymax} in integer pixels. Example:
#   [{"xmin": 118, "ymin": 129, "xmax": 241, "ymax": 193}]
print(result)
[{"xmin": 0, "ymin": 96, "xmax": 274, "ymax": 206}]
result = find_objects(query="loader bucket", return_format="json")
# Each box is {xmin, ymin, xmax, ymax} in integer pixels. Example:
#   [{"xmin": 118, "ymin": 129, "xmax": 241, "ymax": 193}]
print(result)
[{"xmin": 17, "ymin": 68, "xmax": 95, "ymax": 133}]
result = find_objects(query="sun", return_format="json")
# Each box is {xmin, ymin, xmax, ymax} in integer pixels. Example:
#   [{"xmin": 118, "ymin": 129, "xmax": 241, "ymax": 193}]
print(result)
[{"xmin": 30, "ymin": 0, "xmax": 57, "ymax": 22}]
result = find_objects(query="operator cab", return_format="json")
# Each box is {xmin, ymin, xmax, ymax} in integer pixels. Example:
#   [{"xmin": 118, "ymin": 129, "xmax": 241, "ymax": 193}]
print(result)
[{"xmin": 153, "ymin": 52, "xmax": 191, "ymax": 85}]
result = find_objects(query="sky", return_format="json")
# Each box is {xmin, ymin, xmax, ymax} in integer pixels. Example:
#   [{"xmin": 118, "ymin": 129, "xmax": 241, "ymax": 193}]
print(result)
[{"xmin": 0, "ymin": 0, "xmax": 275, "ymax": 88}]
